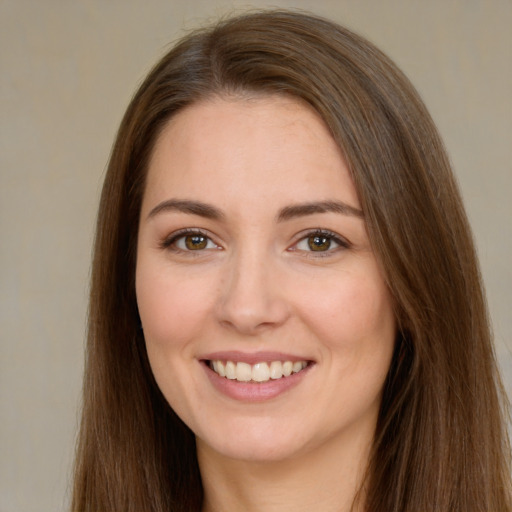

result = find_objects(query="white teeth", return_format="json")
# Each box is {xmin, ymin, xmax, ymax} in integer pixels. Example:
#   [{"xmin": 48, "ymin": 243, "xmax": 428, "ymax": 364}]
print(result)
[
  {"xmin": 225, "ymin": 361, "xmax": 236, "ymax": 379},
  {"xmin": 292, "ymin": 361, "xmax": 303, "ymax": 373},
  {"xmin": 237, "ymin": 362, "xmax": 252, "ymax": 382},
  {"xmin": 269, "ymin": 361, "xmax": 283, "ymax": 380},
  {"xmin": 209, "ymin": 359, "xmax": 309, "ymax": 383},
  {"xmin": 252, "ymin": 362, "xmax": 270, "ymax": 382}
]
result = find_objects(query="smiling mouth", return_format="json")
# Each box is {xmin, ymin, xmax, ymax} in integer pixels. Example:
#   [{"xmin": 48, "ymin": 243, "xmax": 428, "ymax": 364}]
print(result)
[{"xmin": 207, "ymin": 360, "xmax": 310, "ymax": 383}]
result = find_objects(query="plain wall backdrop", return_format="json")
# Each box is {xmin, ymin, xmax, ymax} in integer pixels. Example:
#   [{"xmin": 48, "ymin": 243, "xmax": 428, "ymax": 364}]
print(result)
[{"xmin": 1, "ymin": 1, "xmax": 511, "ymax": 511}]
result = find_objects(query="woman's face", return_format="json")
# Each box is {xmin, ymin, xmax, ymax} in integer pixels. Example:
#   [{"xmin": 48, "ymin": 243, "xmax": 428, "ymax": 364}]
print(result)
[{"xmin": 136, "ymin": 95, "xmax": 396, "ymax": 464}]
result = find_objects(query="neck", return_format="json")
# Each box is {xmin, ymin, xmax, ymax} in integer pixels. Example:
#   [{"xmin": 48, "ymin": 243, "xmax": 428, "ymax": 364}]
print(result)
[{"xmin": 198, "ymin": 425, "xmax": 372, "ymax": 512}]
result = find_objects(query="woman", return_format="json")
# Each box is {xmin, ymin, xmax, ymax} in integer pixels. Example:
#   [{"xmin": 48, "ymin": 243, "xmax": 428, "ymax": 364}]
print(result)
[{"xmin": 72, "ymin": 10, "xmax": 511, "ymax": 512}]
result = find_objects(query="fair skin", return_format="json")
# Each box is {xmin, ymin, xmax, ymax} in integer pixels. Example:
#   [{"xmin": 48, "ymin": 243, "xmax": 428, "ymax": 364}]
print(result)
[{"xmin": 136, "ymin": 95, "xmax": 396, "ymax": 512}]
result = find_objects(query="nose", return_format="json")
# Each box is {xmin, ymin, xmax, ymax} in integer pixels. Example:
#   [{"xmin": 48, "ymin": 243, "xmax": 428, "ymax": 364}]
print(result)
[{"xmin": 215, "ymin": 249, "xmax": 290, "ymax": 335}]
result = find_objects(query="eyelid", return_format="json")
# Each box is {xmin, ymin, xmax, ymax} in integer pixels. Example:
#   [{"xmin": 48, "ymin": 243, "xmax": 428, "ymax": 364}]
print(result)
[
  {"xmin": 289, "ymin": 228, "xmax": 351, "ymax": 255},
  {"xmin": 160, "ymin": 228, "xmax": 221, "ymax": 251},
  {"xmin": 160, "ymin": 227, "xmax": 350, "ymax": 255}
]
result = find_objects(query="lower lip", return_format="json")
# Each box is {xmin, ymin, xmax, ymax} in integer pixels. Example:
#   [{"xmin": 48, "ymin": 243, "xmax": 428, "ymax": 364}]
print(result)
[{"xmin": 202, "ymin": 362, "xmax": 313, "ymax": 402}]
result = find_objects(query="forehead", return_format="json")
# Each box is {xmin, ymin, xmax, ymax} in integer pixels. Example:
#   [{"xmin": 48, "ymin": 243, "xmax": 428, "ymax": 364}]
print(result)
[{"xmin": 142, "ymin": 95, "xmax": 359, "ymax": 215}]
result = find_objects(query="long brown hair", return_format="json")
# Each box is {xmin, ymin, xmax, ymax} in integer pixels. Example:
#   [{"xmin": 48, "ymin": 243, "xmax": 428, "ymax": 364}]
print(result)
[{"xmin": 72, "ymin": 10, "xmax": 511, "ymax": 511}]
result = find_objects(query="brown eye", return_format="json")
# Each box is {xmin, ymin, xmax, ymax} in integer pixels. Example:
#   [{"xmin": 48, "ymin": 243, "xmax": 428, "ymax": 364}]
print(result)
[
  {"xmin": 307, "ymin": 235, "xmax": 332, "ymax": 251},
  {"xmin": 292, "ymin": 230, "xmax": 347, "ymax": 255},
  {"xmin": 184, "ymin": 234, "xmax": 208, "ymax": 250},
  {"xmin": 163, "ymin": 230, "xmax": 220, "ymax": 253}
]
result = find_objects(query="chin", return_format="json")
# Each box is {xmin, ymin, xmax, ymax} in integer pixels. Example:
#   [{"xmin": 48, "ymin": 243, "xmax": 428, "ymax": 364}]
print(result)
[
  {"xmin": 205, "ymin": 440, "xmax": 302, "ymax": 464},
  {"xmin": 196, "ymin": 419, "xmax": 314, "ymax": 464}
]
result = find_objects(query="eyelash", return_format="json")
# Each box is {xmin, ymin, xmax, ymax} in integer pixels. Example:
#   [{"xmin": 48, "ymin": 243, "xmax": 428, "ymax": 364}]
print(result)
[
  {"xmin": 160, "ymin": 228, "xmax": 350, "ymax": 255},
  {"xmin": 292, "ymin": 229, "xmax": 350, "ymax": 257},
  {"xmin": 160, "ymin": 228, "xmax": 219, "ymax": 252}
]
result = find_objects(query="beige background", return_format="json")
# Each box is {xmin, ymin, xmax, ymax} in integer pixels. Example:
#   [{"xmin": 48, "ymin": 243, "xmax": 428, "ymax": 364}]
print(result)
[{"xmin": 1, "ymin": 1, "xmax": 510, "ymax": 511}]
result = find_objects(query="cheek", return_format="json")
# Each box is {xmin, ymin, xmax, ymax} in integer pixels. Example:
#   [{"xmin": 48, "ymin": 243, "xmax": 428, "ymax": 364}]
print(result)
[
  {"xmin": 299, "ymin": 269, "xmax": 395, "ymax": 356},
  {"xmin": 135, "ymin": 263, "xmax": 217, "ymax": 348}
]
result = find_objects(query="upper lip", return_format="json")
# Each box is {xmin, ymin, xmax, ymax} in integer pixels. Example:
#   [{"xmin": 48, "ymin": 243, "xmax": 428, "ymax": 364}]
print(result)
[{"xmin": 200, "ymin": 351, "xmax": 314, "ymax": 365}]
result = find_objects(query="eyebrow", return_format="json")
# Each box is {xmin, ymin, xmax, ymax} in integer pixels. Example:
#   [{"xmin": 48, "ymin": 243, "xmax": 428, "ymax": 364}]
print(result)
[
  {"xmin": 277, "ymin": 200, "xmax": 364, "ymax": 221},
  {"xmin": 147, "ymin": 198, "xmax": 364, "ymax": 221},
  {"xmin": 147, "ymin": 199, "xmax": 225, "ymax": 220}
]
